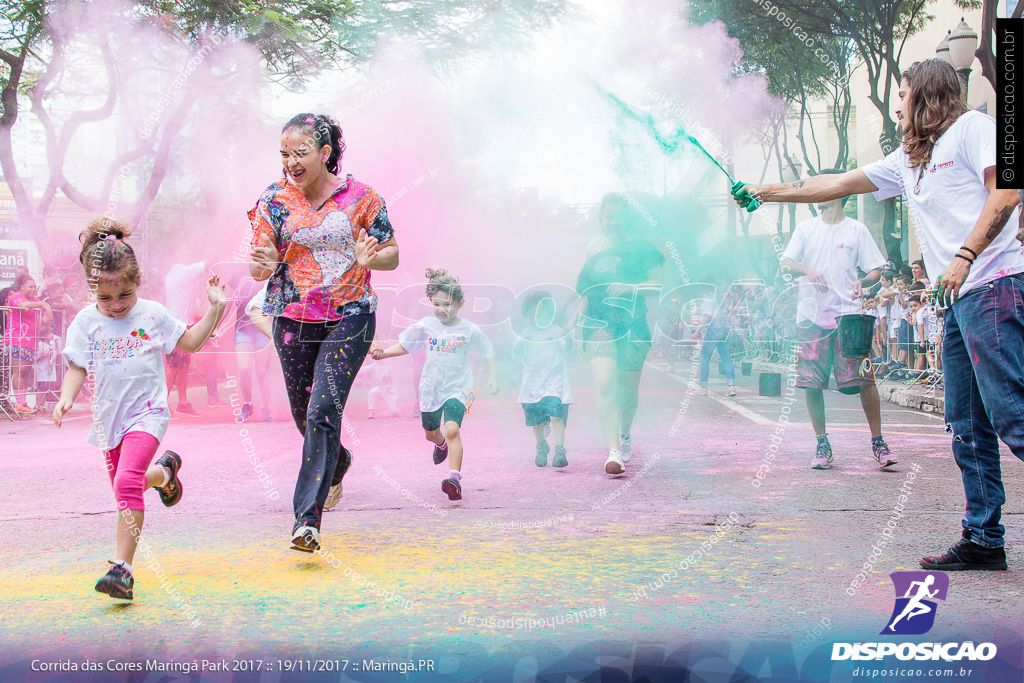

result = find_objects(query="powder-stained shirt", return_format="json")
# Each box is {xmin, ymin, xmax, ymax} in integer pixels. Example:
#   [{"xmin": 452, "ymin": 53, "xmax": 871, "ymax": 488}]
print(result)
[
  {"xmin": 515, "ymin": 324, "xmax": 573, "ymax": 405},
  {"xmin": 399, "ymin": 316, "xmax": 495, "ymax": 413},
  {"xmin": 249, "ymin": 174, "xmax": 394, "ymax": 322},
  {"xmin": 4, "ymin": 292, "xmax": 40, "ymax": 350},
  {"xmin": 63, "ymin": 299, "xmax": 186, "ymax": 449},
  {"xmin": 863, "ymin": 111, "xmax": 1024, "ymax": 295}
]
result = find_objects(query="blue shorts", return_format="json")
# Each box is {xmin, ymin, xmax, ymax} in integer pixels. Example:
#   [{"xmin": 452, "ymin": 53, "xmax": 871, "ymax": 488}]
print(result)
[{"xmin": 235, "ymin": 327, "xmax": 270, "ymax": 350}]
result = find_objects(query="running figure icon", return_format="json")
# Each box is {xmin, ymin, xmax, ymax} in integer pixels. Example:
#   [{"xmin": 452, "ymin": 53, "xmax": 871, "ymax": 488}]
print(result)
[
  {"xmin": 881, "ymin": 571, "xmax": 949, "ymax": 635},
  {"xmin": 887, "ymin": 575, "xmax": 939, "ymax": 631}
]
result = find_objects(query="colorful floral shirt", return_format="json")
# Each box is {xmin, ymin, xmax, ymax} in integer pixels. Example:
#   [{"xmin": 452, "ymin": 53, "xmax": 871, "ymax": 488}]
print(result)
[{"xmin": 248, "ymin": 174, "xmax": 394, "ymax": 322}]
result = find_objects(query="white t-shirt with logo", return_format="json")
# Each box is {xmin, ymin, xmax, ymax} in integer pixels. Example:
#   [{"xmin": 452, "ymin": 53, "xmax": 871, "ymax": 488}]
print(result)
[
  {"xmin": 398, "ymin": 316, "xmax": 495, "ymax": 413},
  {"xmin": 63, "ymin": 299, "xmax": 186, "ymax": 448},
  {"xmin": 516, "ymin": 325, "xmax": 573, "ymax": 405},
  {"xmin": 863, "ymin": 111, "xmax": 1024, "ymax": 295},
  {"xmin": 783, "ymin": 216, "xmax": 887, "ymax": 329}
]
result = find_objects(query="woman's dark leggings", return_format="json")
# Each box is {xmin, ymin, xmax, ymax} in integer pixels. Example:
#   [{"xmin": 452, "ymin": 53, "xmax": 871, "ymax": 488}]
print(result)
[{"xmin": 273, "ymin": 313, "xmax": 374, "ymax": 532}]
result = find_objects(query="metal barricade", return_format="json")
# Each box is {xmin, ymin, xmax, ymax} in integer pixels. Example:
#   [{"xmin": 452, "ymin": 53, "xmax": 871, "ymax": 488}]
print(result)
[{"xmin": 1, "ymin": 305, "xmax": 68, "ymax": 420}]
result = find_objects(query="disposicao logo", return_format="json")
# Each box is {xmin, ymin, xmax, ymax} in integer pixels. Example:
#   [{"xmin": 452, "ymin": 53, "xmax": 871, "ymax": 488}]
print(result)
[
  {"xmin": 881, "ymin": 571, "xmax": 947, "ymax": 635},
  {"xmin": 831, "ymin": 571, "xmax": 997, "ymax": 662}
]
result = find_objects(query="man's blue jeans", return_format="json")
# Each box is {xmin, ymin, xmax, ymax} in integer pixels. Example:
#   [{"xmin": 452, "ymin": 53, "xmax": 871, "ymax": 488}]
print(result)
[
  {"xmin": 699, "ymin": 325, "xmax": 735, "ymax": 388},
  {"xmin": 944, "ymin": 274, "xmax": 1024, "ymax": 548}
]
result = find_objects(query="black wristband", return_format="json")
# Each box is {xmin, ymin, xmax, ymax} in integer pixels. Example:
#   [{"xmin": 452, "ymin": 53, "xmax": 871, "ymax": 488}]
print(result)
[
  {"xmin": 959, "ymin": 245, "xmax": 979, "ymax": 259},
  {"xmin": 954, "ymin": 253, "xmax": 974, "ymax": 265}
]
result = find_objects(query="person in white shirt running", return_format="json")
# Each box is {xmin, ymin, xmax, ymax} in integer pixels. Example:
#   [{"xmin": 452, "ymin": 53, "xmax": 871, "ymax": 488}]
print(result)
[{"xmin": 733, "ymin": 59, "xmax": 1021, "ymax": 572}]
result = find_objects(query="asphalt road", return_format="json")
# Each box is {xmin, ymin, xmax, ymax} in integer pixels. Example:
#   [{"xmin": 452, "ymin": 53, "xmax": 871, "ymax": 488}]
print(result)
[{"xmin": 1, "ymin": 355, "xmax": 1021, "ymax": 681}]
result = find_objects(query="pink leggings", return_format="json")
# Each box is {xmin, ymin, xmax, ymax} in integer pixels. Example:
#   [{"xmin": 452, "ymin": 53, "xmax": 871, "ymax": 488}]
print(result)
[{"xmin": 103, "ymin": 431, "xmax": 160, "ymax": 511}]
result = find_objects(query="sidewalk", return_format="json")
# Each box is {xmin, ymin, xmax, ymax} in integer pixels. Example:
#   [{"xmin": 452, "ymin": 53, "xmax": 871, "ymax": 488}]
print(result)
[{"xmin": 750, "ymin": 358, "xmax": 945, "ymax": 415}]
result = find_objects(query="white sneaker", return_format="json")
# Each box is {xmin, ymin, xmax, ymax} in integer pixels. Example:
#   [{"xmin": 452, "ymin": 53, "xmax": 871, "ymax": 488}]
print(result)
[
  {"xmin": 290, "ymin": 526, "xmax": 321, "ymax": 553},
  {"xmin": 325, "ymin": 481, "xmax": 343, "ymax": 510},
  {"xmin": 727, "ymin": 386, "xmax": 737, "ymax": 397},
  {"xmin": 604, "ymin": 449, "xmax": 625, "ymax": 475},
  {"xmin": 619, "ymin": 435, "xmax": 632, "ymax": 463},
  {"xmin": 699, "ymin": 387, "xmax": 709, "ymax": 396}
]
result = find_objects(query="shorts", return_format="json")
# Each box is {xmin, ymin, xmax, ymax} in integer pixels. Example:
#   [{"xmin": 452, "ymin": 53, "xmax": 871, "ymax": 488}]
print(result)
[
  {"xmin": 522, "ymin": 396, "xmax": 570, "ymax": 426},
  {"xmin": 165, "ymin": 348, "xmax": 191, "ymax": 370},
  {"xmin": 582, "ymin": 327, "xmax": 651, "ymax": 373},
  {"xmin": 897, "ymin": 320, "xmax": 914, "ymax": 347},
  {"xmin": 235, "ymin": 327, "xmax": 270, "ymax": 350},
  {"xmin": 11, "ymin": 346, "xmax": 35, "ymax": 362},
  {"xmin": 421, "ymin": 398, "xmax": 467, "ymax": 431},
  {"xmin": 795, "ymin": 323, "xmax": 875, "ymax": 395}
]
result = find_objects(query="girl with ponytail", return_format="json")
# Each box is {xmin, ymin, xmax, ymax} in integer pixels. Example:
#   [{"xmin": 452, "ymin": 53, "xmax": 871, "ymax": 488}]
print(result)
[{"xmin": 53, "ymin": 217, "xmax": 226, "ymax": 600}]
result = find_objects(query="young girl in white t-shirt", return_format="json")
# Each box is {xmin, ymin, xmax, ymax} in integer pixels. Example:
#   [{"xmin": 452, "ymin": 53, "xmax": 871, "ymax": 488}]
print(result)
[
  {"xmin": 370, "ymin": 268, "xmax": 498, "ymax": 501},
  {"xmin": 53, "ymin": 218, "xmax": 226, "ymax": 601},
  {"xmin": 513, "ymin": 291, "xmax": 574, "ymax": 469}
]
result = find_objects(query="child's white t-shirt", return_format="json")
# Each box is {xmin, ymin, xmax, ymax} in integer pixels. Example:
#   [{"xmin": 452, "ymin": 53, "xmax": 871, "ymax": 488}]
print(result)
[
  {"xmin": 369, "ymin": 361, "xmax": 396, "ymax": 397},
  {"xmin": 63, "ymin": 299, "xmax": 186, "ymax": 449},
  {"xmin": 398, "ymin": 316, "xmax": 495, "ymax": 413},
  {"xmin": 34, "ymin": 336, "xmax": 57, "ymax": 381},
  {"xmin": 516, "ymin": 325, "xmax": 574, "ymax": 405},
  {"xmin": 920, "ymin": 306, "xmax": 938, "ymax": 344}
]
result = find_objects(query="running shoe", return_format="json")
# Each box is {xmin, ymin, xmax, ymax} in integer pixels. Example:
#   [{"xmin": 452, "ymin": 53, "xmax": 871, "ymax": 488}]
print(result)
[
  {"xmin": 236, "ymin": 402, "xmax": 254, "ymax": 423},
  {"xmin": 325, "ymin": 447, "xmax": 352, "ymax": 511},
  {"xmin": 872, "ymin": 439, "xmax": 897, "ymax": 469},
  {"xmin": 552, "ymin": 446, "xmax": 568, "ymax": 468},
  {"xmin": 176, "ymin": 402, "xmax": 200, "ymax": 417},
  {"xmin": 291, "ymin": 526, "xmax": 321, "ymax": 553},
  {"xmin": 260, "ymin": 407, "xmax": 273, "ymax": 422},
  {"xmin": 536, "ymin": 440, "xmax": 550, "ymax": 467},
  {"xmin": 441, "ymin": 474, "xmax": 462, "ymax": 500},
  {"xmin": 367, "ymin": 409, "xmax": 376, "ymax": 420},
  {"xmin": 208, "ymin": 397, "xmax": 228, "ymax": 408},
  {"xmin": 154, "ymin": 450, "xmax": 183, "ymax": 507},
  {"xmin": 95, "ymin": 562, "xmax": 134, "ymax": 600},
  {"xmin": 15, "ymin": 403, "xmax": 36, "ymax": 414},
  {"xmin": 920, "ymin": 534, "xmax": 1007, "ymax": 571},
  {"xmin": 810, "ymin": 440, "xmax": 834, "ymax": 470},
  {"xmin": 604, "ymin": 449, "xmax": 625, "ymax": 475},
  {"xmin": 727, "ymin": 386, "xmax": 737, "ymax": 397},
  {"xmin": 432, "ymin": 440, "xmax": 449, "ymax": 465},
  {"xmin": 619, "ymin": 435, "xmax": 632, "ymax": 463},
  {"xmin": 699, "ymin": 387, "xmax": 709, "ymax": 396}
]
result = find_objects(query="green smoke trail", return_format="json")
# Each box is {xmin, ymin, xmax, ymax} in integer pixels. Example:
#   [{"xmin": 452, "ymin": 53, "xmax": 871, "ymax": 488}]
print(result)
[{"xmin": 596, "ymin": 83, "xmax": 759, "ymax": 211}]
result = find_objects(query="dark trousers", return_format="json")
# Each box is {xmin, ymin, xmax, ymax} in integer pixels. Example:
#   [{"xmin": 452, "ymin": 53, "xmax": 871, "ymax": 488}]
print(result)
[{"xmin": 273, "ymin": 313, "xmax": 375, "ymax": 532}]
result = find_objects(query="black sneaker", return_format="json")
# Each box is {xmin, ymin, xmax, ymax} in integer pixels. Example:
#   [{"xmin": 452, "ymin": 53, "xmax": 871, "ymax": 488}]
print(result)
[
  {"xmin": 236, "ymin": 403, "xmax": 254, "ymax": 423},
  {"xmin": 155, "ymin": 450, "xmax": 183, "ymax": 507},
  {"xmin": 441, "ymin": 475, "xmax": 462, "ymax": 500},
  {"xmin": 872, "ymin": 439, "xmax": 897, "ymax": 469},
  {"xmin": 810, "ymin": 439, "xmax": 833, "ymax": 470},
  {"xmin": 95, "ymin": 562, "xmax": 134, "ymax": 600},
  {"xmin": 920, "ymin": 536, "xmax": 1007, "ymax": 571},
  {"xmin": 432, "ymin": 441, "xmax": 449, "ymax": 465}
]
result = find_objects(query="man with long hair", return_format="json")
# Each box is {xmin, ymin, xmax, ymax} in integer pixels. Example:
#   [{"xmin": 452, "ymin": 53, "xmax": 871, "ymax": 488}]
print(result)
[{"xmin": 734, "ymin": 59, "xmax": 1023, "ymax": 571}]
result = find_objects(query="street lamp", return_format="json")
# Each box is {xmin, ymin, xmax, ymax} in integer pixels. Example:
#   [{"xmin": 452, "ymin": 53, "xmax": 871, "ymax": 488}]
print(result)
[
  {"xmin": 935, "ymin": 31, "xmax": 952, "ymax": 65},
  {"xmin": 948, "ymin": 18, "xmax": 979, "ymax": 106}
]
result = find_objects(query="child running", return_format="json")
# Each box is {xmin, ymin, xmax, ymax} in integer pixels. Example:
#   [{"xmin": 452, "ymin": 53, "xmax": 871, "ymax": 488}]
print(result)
[
  {"xmin": 370, "ymin": 268, "xmax": 498, "ymax": 500},
  {"xmin": 513, "ymin": 291, "xmax": 573, "ymax": 468},
  {"xmin": 53, "ymin": 218, "xmax": 226, "ymax": 600}
]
